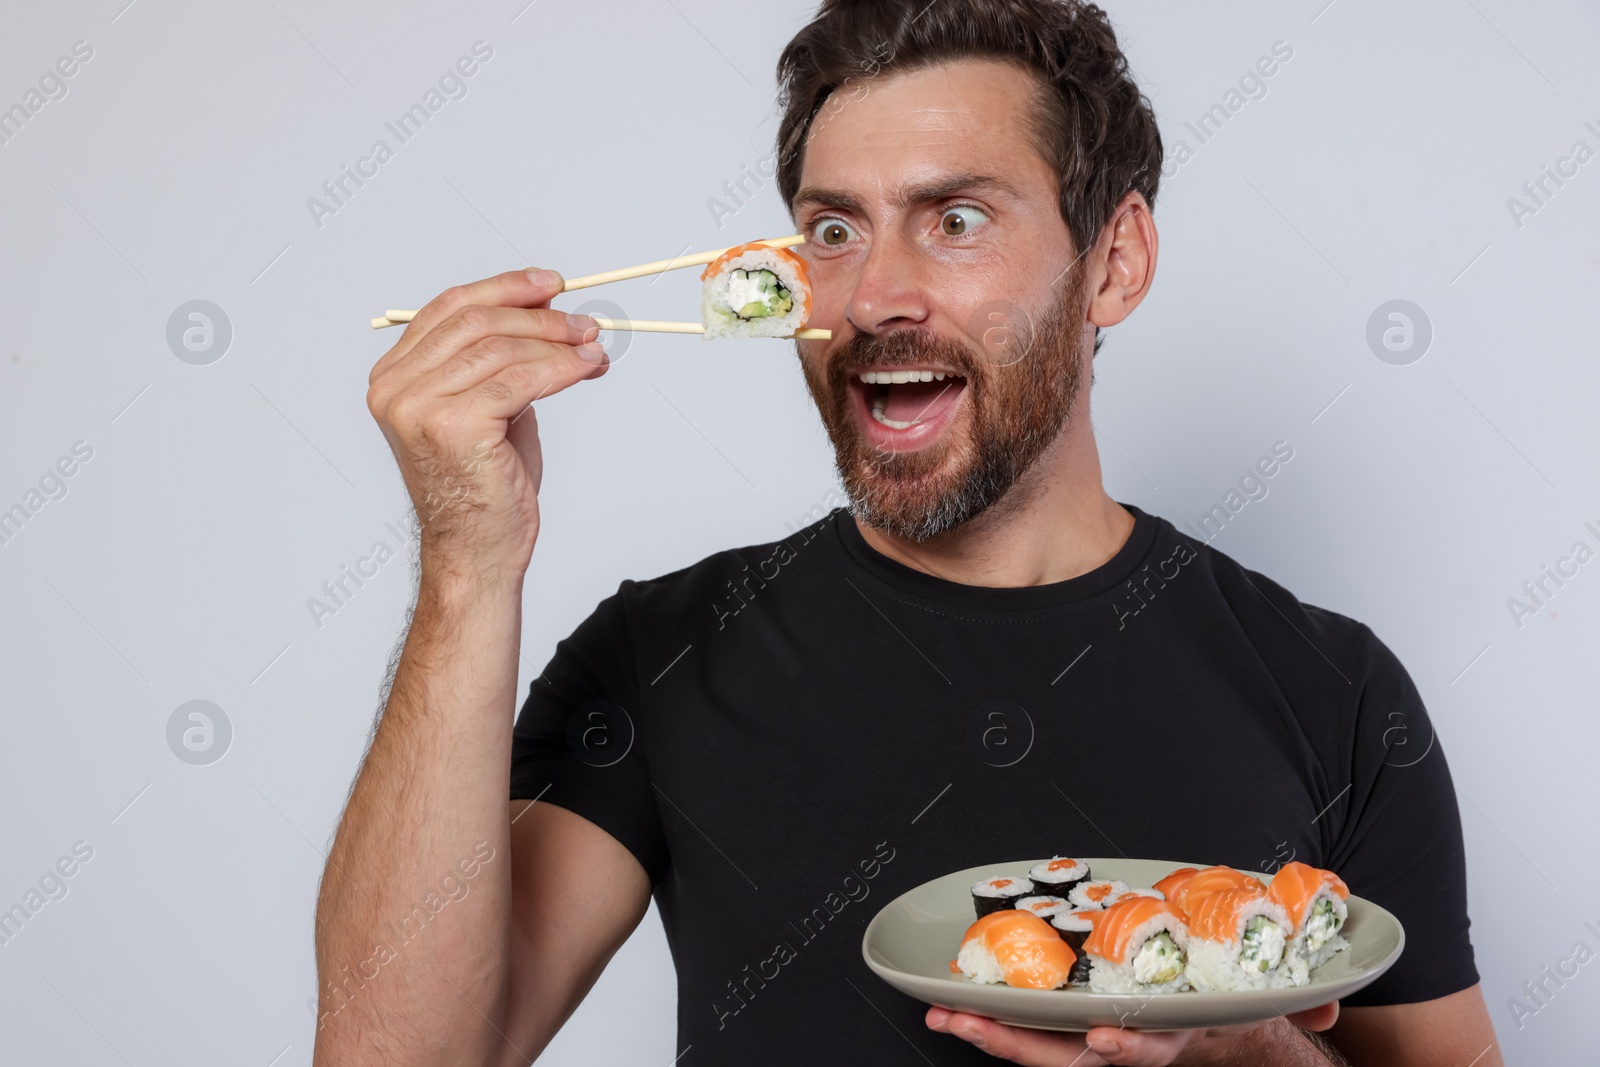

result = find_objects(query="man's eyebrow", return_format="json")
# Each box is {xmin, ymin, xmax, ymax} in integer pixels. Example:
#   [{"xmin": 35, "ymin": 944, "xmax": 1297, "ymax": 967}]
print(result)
[{"xmin": 791, "ymin": 173, "xmax": 1025, "ymax": 215}]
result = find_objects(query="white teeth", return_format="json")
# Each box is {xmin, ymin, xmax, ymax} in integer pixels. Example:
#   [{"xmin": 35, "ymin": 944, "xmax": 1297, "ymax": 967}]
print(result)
[
  {"xmin": 856, "ymin": 369, "xmax": 955, "ymax": 385},
  {"xmin": 869, "ymin": 393, "xmax": 914, "ymax": 429}
]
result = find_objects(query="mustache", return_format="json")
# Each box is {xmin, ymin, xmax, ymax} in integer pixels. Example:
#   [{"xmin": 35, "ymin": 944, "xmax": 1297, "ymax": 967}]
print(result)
[{"xmin": 826, "ymin": 327, "xmax": 982, "ymax": 378}]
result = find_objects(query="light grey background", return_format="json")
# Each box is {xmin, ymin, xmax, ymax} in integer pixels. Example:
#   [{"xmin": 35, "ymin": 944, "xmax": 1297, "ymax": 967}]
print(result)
[{"xmin": 1, "ymin": 0, "xmax": 1595, "ymax": 1063}]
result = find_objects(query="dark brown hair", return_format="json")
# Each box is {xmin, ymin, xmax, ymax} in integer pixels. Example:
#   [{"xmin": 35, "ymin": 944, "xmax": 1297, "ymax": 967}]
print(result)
[{"xmin": 775, "ymin": 0, "xmax": 1162, "ymax": 269}]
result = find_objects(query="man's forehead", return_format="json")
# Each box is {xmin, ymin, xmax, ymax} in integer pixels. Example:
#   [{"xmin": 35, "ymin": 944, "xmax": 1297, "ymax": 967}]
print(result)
[{"xmin": 794, "ymin": 59, "xmax": 1047, "ymax": 209}]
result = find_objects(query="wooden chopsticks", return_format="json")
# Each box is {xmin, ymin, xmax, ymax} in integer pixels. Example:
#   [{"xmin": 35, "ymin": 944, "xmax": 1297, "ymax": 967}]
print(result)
[{"xmin": 369, "ymin": 234, "xmax": 830, "ymax": 338}]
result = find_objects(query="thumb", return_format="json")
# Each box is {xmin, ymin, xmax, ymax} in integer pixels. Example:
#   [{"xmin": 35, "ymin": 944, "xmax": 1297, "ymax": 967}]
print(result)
[{"xmin": 506, "ymin": 404, "xmax": 543, "ymax": 497}]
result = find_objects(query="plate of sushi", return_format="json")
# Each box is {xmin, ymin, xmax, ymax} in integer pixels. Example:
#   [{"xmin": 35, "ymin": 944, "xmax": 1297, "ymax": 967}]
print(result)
[{"xmin": 861, "ymin": 857, "xmax": 1404, "ymax": 1032}]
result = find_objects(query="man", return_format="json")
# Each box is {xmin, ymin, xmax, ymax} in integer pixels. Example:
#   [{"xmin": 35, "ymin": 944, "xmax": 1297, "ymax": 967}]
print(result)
[{"xmin": 315, "ymin": 1, "xmax": 1503, "ymax": 1064}]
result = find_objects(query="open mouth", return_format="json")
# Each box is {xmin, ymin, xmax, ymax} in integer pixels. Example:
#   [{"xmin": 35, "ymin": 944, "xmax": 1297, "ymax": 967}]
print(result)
[{"xmin": 847, "ymin": 367, "xmax": 969, "ymax": 448}]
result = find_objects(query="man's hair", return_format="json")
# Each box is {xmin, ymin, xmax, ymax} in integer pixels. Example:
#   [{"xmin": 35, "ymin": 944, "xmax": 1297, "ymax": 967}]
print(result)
[{"xmin": 774, "ymin": 0, "xmax": 1163, "ymax": 355}]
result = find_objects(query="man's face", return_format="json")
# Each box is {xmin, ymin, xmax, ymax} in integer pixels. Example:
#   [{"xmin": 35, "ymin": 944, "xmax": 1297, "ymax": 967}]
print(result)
[{"xmin": 791, "ymin": 58, "xmax": 1093, "ymax": 542}]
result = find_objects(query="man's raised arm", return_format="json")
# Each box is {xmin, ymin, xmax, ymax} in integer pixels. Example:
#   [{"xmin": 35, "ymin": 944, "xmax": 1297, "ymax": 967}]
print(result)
[{"xmin": 312, "ymin": 269, "xmax": 645, "ymax": 1066}]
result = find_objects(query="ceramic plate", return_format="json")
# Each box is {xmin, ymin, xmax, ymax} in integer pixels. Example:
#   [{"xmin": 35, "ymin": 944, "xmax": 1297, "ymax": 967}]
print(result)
[{"xmin": 861, "ymin": 858, "xmax": 1404, "ymax": 1032}]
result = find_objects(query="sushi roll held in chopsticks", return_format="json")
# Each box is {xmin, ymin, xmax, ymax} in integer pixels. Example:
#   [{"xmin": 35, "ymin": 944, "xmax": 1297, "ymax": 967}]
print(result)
[
  {"xmin": 1268, "ymin": 861, "xmax": 1351, "ymax": 977},
  {"xmin": 1183, "ymin": 887, "xmax": 1298, "ymax": 991},
  {"xmin": 1080, "ymin": 896, "xmax": 1191, "ymax": 994},
  {"xmin": 699, "ymin": 240, "xmax": 812, "ymax": 340}
]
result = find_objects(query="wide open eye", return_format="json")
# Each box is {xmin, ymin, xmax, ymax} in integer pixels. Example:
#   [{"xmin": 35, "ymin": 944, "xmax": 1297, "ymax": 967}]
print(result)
[
  {"xmin": 939, "ymin": 205, "xmax": 990, "ymax": 236},
  {"xmin": 810, "ymin": 216, "xmax": 858, "ymax": 246}
]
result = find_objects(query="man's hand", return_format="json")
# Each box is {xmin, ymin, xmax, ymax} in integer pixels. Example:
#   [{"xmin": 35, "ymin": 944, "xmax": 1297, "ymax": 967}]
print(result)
[
  {"xmin": 366, "ymin": 268, "xmax": 609, "ymax": 581},
  {"xmin": 925, "ymin": 1001, "xmax": 1341, "ymax": 1066}
]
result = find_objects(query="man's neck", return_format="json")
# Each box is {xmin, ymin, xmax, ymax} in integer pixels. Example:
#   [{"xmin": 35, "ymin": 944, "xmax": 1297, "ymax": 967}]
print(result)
[{"xmin": 852, "ymin": 415, "xmax": 1136, "ymax": 588}]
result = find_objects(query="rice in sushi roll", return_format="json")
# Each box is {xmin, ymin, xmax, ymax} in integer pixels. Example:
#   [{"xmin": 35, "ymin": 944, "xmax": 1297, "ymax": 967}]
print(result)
[
  {"xmin": 955, "ymin": 910, "xmax": 1075, "ymax": 990},
  {"xmin": 699, "ymin": 241, "xmax": 812, "ymax": 340},
  {"xmin": 1268, "ymin": 861, "xmax": 1351, "ymax": 979},
  {"xmin": 1068, "ymin": 878, "xmax": 1130, "ymax": 910},
  {"xmin": 970, "ymin": 875, "xmax": 1032, "ymax": 918},
  {"xmin": 1183, "ymin": 887, "xmax": 1298, "ymax": 991},
  {"xmin": 1080, "ymin": 897, "xmax": 1191, "ymax": 994},
  {"xmin": 1013, "ymin": 894, "xmax": 1072, "ymax": 922}
]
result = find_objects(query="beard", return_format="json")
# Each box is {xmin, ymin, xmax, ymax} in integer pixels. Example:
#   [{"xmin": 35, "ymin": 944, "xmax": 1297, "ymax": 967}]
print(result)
[{"xmin": 798, "ymin": 264, "xmax": 1090, "ymax": 543}]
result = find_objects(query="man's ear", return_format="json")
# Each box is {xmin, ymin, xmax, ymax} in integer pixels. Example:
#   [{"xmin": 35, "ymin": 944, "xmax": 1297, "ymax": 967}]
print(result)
[{"xmin": 1087, "ymin": 191, "xmax": 1157, "ymax": 331}]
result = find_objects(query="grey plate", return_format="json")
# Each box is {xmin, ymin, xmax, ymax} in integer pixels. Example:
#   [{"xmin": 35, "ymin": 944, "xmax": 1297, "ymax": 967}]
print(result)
[{"xmin": 861, "ymin": 858, "xmax": 1405, "ymax": 1032}]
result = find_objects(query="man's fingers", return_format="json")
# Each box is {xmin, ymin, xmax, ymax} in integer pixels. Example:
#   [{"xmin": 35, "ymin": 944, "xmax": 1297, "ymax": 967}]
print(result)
[
  {"xmin": 930, "ymin": 1010, "xmax": 1107, "ymax": 1067},
  {"xmin": 1285, "ymin": 1001, "xmax": 1340, "ymax": 1031},
  {"xmin": 410, "ymin": 329, "xmax": 606, "ymax": 400},
  {"xmin": 370, "ymin": 268, "xmax": 568, "ymax": 382},
  {"xmin": 1083, "ymin": 1025, "xmax": 1196, "ymax": 1066},
  {"xmin": 403, "ymin": 304, "xmax": 598, "ymax": 381},
  {"xmin": 467, "ymin": 352, "xmax": 607, "ymax": 420}
]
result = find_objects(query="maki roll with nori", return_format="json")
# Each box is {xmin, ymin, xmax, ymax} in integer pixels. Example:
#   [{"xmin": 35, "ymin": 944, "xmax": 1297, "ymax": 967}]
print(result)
[
  {"xmin": 1068, "ymin": 878, "xmax": 1130, "ymax": 910},
  {"xmin": 1027, "ymin": 856, "xmax": 1090, "ymax": 896},
  {"xmin": 1050, "ymin": 908, "xmax": 1099, "ymax": 983},
  {"xmin": 970, "ymin": 875, "xmax": 1032, "ymax": 918},
  {"xmin": 1013, "ymin": 894, "xmax": 1072, "ymax": 922}
]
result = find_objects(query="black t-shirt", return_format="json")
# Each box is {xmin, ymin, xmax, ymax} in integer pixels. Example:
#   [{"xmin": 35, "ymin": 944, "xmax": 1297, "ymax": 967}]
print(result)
[{"xmin": 510, "ymin": 503, "xmax": 1478, "ymax": 1064}]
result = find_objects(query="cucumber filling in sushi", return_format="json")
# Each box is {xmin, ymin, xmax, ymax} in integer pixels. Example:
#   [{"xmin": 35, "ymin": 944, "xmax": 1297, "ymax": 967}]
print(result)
[
  {"xmin": 1132, "ymin": 932, "xmax": 1185, "ymax": 985},
  {"xmin": 1304, "ymin": 897, "xmax": 1342, "ymax": 951},
  {"xmin": 1239, "ymin": 916, "xmax": 1287, "ymax": 973},
  {"xmin": 721, "ymin": 268, "xmax": 793, "ymax": 320}
]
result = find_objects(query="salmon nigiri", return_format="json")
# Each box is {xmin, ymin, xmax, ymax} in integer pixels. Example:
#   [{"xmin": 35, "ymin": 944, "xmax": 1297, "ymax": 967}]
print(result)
[
  {"xmin": 954, "ymin": 909, "xmax": 1076, "ymax": 989},
  {"xmin": 1079, "ymin": 897, "xmax": 1190, "ymax": 993},
  {"xmin": 1267, "ymin": 861, "xmax": 1351, "ymax": 972}
]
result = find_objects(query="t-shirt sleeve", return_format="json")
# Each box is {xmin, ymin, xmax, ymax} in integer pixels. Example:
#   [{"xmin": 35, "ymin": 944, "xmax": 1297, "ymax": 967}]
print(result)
[
  {"xmin": 509, "ymin": 583, "xmax": 670, "ymax": 889},
  {"xmin": 1324, "ymin": 624, "xmax": 1480, "ymax": 1006}
]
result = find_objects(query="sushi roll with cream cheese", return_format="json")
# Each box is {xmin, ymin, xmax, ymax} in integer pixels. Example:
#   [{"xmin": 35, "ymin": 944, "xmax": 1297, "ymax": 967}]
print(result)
[
  {"xmin": 1080, "ymin": 897, "xmax": 1191, "ymax": 994},
  {"xmin": 699, "ymin": 241, "xmax": 812, "ymax": 340}
]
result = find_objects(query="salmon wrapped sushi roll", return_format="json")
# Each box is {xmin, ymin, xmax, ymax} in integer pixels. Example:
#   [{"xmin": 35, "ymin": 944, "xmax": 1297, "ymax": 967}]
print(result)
[
  {"xmin": 1152, "ymin": 867, "xmax": 1199, "ymax": 902},
  {"xmin": 970, "ymin": 874, "xmax": 1032, "ymax": 918},
  {"xmin": 699, "ymin": 240, "xmax": 812, "ymax": 340},
  {"xmin": 1183, "ymin": 887, "xmax": 1298, "ymax": 991},
  {"xmin": 1080, "ymin": 897, "xmax": 1191, "ymax": 994},
  {"xmin": 1170, "ymin": 865, "xmax": 1264, "ymax": 915},
  {"xmin": 955, "ymin": 910, "xmax": 1076, "ymax": 990},
  {"xmin": 1067, "ymin": 878, "xmax": 1130, "ymax": 910},
  {"xmin": 1268, "ymin": 861, "xmax": 1351, "ymax": 976}
]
